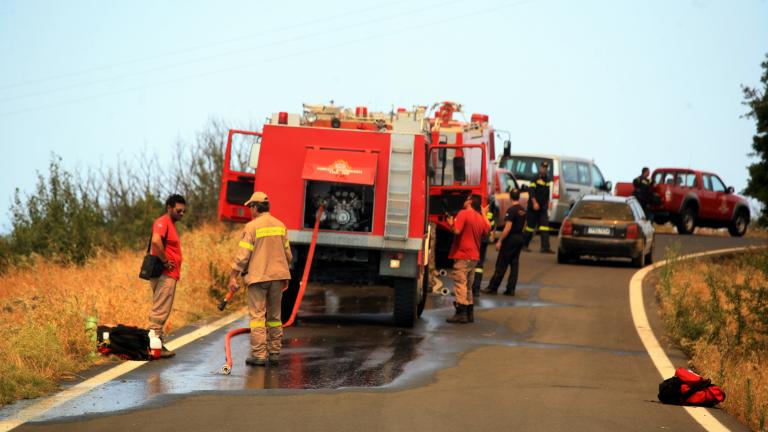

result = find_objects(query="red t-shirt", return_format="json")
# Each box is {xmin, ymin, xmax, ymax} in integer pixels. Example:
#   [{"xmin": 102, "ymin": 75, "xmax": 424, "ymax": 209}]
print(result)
[
  {"xmin": 151, "ymin": 214, "xmax": 182, "ymax": 280},
  {"xmin": 448, "ymin": 208, "xmax": 490, "ymax": 261}
]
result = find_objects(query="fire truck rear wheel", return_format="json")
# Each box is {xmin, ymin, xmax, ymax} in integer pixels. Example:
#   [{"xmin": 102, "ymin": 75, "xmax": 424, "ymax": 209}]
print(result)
[{"xmin": 393, "ymin": 277, "xmax": 418, "ymax": 327}]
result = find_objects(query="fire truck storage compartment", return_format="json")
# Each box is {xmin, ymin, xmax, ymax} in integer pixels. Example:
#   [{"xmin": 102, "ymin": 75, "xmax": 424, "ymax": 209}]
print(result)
[
  {"xmin": 303, "ymin": 181, "xmax": 374, "ymax": 232},
  {"xmin": 226, "ymin": 177, "xmax": 255, "ymax": 205}
]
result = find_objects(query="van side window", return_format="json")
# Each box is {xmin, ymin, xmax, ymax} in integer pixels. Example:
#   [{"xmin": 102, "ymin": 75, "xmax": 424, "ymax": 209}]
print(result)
[
  {"xmin": 590, "ymin": 165, "xmax": 605, "ymax": 188},
  {"xmin": 577, "ymin": 163, "xmax": 591, "ymax": 185},
  {"xmin": 562, "ymin": 161, "xmax": 578, "ymax": 183}
]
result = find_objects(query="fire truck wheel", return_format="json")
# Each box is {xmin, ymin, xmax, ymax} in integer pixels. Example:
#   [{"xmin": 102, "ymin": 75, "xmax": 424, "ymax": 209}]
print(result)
[{"xmin": 393, "ymin": 277, "xmax": 418, "ymax": 327}]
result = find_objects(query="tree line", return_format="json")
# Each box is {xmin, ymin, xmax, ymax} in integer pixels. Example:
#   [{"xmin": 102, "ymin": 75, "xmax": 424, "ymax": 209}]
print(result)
[{"xmin": 0, "ymin": 119, "xmax": 247, "ymax": 273}]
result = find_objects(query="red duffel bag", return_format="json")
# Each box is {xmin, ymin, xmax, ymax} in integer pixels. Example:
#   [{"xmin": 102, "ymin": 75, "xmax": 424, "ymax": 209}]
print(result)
[{"xmin": 658, "ymin": 368, "xmax": 726, "ymax": 407}]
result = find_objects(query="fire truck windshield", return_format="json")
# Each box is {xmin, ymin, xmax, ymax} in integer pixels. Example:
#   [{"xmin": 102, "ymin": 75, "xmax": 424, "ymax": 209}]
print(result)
[{"xmin": 428, "ymin": 147, "xmax": 482, "ymax": 187}]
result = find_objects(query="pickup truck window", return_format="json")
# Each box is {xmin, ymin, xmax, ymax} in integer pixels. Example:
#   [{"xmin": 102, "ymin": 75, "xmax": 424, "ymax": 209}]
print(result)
[
  {"xmin": 709, "ymin": 175, "xmax": 726, "ymax": 193},
  {"xmin": 656, "ymin": 172, "xmax": 677, "ymax": 185},
  {"xmin": 703, "ymin": 175, "xmax": 712, "ymax": 191},
  {"xmin": 682, "ymin": 173, "xmax": 697, "ymax": 188}
]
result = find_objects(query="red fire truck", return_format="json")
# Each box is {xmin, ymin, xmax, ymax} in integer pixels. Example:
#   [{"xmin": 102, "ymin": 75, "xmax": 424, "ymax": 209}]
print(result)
[
  {"xmin": 217, "ymin": 102, "xmax": 496, "ymax": 326},
  {"xmin": 424, "ymin": 102, "xmax": 496, "ymax": 266}
]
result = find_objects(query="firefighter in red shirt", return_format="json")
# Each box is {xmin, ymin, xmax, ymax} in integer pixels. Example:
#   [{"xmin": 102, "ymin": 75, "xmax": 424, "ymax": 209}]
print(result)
[
  {"xmin": 148, "ymin": 194, "xmax": 186, "ymax": 358},
  {"xmin": 446, "ymin": 194, "xmax": 491, "ymax": 324}
]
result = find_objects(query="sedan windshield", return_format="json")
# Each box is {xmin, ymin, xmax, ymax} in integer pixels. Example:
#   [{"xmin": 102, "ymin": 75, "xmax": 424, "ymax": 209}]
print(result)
[{"xmin": 570, "ymin": 201, "xmax": 634, "ymax": 221}]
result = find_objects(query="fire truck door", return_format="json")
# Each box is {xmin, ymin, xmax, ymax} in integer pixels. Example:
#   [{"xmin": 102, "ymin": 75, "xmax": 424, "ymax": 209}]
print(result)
[{"xmin": 217, "ymin": 130, "xmax": 261, "ymax": 222}]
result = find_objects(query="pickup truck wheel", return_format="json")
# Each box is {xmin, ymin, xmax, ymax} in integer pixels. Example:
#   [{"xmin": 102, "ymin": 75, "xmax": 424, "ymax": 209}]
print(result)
[
  {"xmin": 676, "ymin": 206, "xmax": 696, "ymax": 235},
  {"xmin": 728, "ymin": 210, "xmax": 749, "ymax": 237},
  {"xmin": 393, "ymin": 277, "xmax": 417, "ymax": 327},
  {"xmin": 557, "ymin": 248, "xmax": 572, "ymax": 264}
]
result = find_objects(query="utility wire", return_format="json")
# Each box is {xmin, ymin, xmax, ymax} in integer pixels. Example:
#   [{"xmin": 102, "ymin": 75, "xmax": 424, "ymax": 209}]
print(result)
[
  {"xmin": 0, "ymin": 0, "xmax": 413, "ymax": 92},
  {"xmin": 0, "ymin": 0, "xmax": 542, "ymax": 118},
  {"xmin": 0, "ymin": 0, "xmax": 469, "ymax": 104}
]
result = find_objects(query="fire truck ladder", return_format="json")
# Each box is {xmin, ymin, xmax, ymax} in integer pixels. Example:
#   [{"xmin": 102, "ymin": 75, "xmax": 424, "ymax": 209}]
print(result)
[{"xmin": 384, "ymin": 134, "xmax": 415, "ymax": 241}]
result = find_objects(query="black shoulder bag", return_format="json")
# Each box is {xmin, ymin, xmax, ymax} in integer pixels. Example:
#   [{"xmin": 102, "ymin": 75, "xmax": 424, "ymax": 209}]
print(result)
[{"xmin": 139, "ymin": 225, "xmax": 169, "ymax": 280}]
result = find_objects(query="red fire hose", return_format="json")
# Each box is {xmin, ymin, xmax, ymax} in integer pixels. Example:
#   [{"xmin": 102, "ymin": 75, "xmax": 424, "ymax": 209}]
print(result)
[{"xmin": 219, "ymin": 206, "xmax": 324, "ymax": 375}]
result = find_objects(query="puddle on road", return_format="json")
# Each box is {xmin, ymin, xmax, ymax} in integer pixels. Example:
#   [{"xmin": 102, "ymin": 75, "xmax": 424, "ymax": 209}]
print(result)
[{"xmin": 4, "ymin": 279, "xmax": 642, "ymax": 423}]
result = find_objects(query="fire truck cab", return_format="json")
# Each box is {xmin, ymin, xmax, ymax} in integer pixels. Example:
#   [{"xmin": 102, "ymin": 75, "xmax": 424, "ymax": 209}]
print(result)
[
  {"xmin": 218, "ymin": 104, "xmax": 431, "ymax": 327},
  {"xmin": 426, "ymin": 102, "xmax": 495, "ymax": 267}
]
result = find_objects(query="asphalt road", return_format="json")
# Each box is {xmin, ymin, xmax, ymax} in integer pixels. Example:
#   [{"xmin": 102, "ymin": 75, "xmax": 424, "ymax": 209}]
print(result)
[{"xmin": 6, "ymin": 233, "xmax": 766, "ymax": 432}]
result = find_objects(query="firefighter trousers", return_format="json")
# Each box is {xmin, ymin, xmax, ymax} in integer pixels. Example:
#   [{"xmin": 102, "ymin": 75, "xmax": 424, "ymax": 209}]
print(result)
[
  {"xmin": 247, "ymin": 280, "xmax": 285, "ymax": 359},
  {"xmin": 148, "ymin": 274, "xmax": 177, "ymax": 339},
  {"xmin": 523, "ymin": 209, "xmax": 551, "ymax": 251},
  {"xmin": 452, "ymin": 259, "xmax": 477, "ymax": 306},
  {"xmin": 487, "ymin": 234, "xmax": 524, "ymax": 293}
]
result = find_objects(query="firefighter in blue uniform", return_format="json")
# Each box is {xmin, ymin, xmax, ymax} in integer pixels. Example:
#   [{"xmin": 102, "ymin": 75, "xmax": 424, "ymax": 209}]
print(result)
[
  {"xmin": 523, "ymin": 161, "xmax": 554, "ymax": 253},
  {"xmin": 471, "ymin": 211, "xmax": 495, "ymax": 298}
]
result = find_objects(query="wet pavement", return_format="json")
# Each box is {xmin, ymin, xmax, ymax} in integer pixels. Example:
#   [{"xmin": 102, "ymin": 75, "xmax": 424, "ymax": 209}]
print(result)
[
  {"xmin": 3, "ymin": 277, "xmax": 631, "ymax": 423},
  {"xmin": 4, "ymin": 234, "xmax": 764, "ymax": 430}
]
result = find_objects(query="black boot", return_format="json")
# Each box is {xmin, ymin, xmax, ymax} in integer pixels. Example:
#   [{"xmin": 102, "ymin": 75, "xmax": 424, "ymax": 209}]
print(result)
[
  {"xmin": 446, "ymin": 303, "xmax": 469, "ymax": 324},
  {"xmin": 502, "ymin": 288, "xmax": 515, "ymax": 296},
  {"xmin": 467, "ymin": 304, "xmax": 474, "ymax": 323}
]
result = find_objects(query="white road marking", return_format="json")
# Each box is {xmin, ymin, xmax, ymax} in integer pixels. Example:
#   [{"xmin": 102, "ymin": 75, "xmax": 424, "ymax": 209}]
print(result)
[
  {"xmin": 0, "ymin": 308, "xmax": 246, "ymax": 432},
  {"xmin": 629, "ymin": 246, "xmax": 765, "ymax": 432}
]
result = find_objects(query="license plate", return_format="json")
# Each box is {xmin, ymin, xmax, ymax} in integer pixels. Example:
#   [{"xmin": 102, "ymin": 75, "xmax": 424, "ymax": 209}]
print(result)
[{"xmin": 587, "ymin": 226, "xmax": 612, "ymax": 236}]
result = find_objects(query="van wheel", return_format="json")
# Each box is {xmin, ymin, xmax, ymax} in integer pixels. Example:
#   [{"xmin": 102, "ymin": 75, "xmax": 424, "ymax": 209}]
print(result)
[
  {"xmin": 676, "ymin": 206, "xmax": 697, "ymax": 235},
  {"xmin": 728, "ymin": 210, "xmax": 749, "ymax": 237},
  {"xmin": 393, "ymin": 277, "xmax": 417, "ymax": 327}
]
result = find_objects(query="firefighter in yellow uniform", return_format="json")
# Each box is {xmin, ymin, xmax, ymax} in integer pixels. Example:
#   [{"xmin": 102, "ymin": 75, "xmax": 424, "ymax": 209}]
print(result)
[{"xmin": 228, "ymin": 191, "xmax": 292, "ymax": 367}]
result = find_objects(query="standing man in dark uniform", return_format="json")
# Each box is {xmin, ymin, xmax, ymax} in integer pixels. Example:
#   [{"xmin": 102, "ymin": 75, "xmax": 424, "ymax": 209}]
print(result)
[
  {"xmin": 633, "ymin": 167, "xmax": 655, "ymax": 220},
  {"xmin": 471, "ymin": 211, "xmax": 495, "ymax": 298},
  {"xmin": 523, "ymin": 162, "xmax": 554, "ymax": 253},
  {"xmin": 483, "ymin": 189, "xmax": 526, "ymax": 296}
]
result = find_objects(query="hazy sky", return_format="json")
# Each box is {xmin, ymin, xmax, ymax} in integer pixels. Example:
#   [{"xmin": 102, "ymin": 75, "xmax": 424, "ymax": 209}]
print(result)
[{"xmin": 0, "ymin": 0, "xmax": 766, "ymax": 231}]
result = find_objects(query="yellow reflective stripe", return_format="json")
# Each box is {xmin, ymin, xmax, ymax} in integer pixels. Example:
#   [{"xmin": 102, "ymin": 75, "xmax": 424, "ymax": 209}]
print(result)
[
  {"xmin": 539, "ymin": 226, "xmax": 551, "ymax": 231},
  {"xmin": 486, "ymin": 212, "xmax": 494, "ymax": 221},
  {"xmin": 255, "ymin": 226, "xmax": 286, "ymax": 238},
  {"xmin": 266, "ymin": 321, "xmax": 282, "ymax": 327},
  {"xmin": 250, "ymin": 320, "xmax": 265, "ymax": 328},
  {"xmin": 524, "ymin": 226, "xmax": 536, "ymax": 232},
  {"xmin": 239, "ymin": 241, "xmax": 254, "ymax": 251},
  {"xmin": 284, "ymin": 239, "xmax": 290, "ymax": 248},
  {"xmin": 474, "ymin": 268, "xmax": 483, "ymax": 274}
]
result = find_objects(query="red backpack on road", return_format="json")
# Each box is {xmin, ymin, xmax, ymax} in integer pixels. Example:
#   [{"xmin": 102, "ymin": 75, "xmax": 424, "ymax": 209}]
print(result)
[{"xmin": 658, "ymin": 368, "xmax": 726, "ymax": 407}]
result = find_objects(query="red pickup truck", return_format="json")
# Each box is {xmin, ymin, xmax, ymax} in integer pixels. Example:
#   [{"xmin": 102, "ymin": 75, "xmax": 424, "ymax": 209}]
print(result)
[{"xmin": 615, "ymin": 168, "xmax": 750, "ymax": 237}]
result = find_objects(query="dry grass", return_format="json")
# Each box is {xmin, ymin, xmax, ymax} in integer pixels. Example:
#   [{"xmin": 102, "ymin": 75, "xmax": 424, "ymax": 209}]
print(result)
[
  {"xmin": 658, "ymin": 249, "xmax": 768, "ymax": 431},
  {"xmin": 0, "ymin": 223, "xmax": 243, "ymax": 405}
]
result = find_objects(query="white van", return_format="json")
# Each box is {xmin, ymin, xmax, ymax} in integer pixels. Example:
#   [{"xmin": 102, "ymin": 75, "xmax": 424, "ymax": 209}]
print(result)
[{"xmin": 497, "ymin": 153, "xmax": 612, "ymax": 226}]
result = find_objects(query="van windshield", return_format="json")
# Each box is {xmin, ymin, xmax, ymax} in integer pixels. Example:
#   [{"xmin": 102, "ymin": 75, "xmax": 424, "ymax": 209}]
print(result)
[{"xmin": 499, "ymin": 156, "xmax": 554, "ymax": 181}]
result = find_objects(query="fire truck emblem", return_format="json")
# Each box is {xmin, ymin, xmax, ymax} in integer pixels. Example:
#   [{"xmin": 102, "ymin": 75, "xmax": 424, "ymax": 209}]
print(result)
[{"xmin": 318, "ymin": 159, "xmax": 363, "ymax": 177}]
